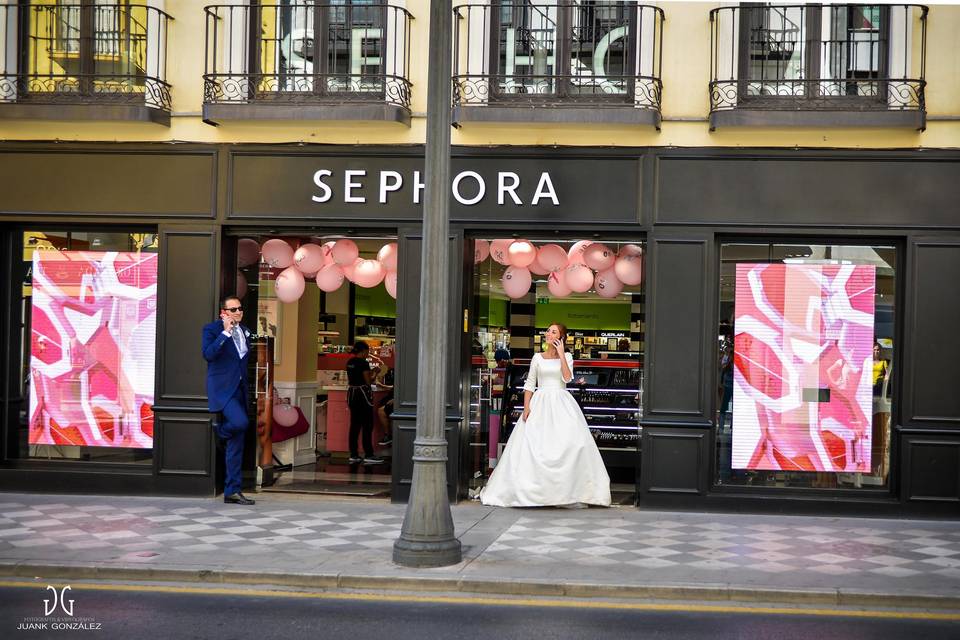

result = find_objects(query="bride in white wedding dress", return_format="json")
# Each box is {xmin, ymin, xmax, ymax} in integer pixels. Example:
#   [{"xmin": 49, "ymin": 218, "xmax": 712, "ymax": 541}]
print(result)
[{"xmin": 481, "ymin": 323, "xmax": 611, "ymax": 507}]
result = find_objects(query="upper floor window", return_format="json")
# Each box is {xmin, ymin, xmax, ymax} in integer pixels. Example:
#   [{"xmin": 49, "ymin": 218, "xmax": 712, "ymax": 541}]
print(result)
[
  {"xmin": 709, "ymin": 3, "xmax": 927, "ymax": 129},
  {"xmin": 202, "ymin": 1, "xmax": 414, "ymax": 123},
  {"xmin": 453, "ymin": 1, "xmax": 664, "ymax": 126},
  {"xmin": 0, "ymin": 0, "xmax": 173, "ymax": 121}
]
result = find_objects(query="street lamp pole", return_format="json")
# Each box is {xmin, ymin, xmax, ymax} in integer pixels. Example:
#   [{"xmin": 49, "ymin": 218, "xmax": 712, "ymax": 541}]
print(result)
[{"xmin": 392, "ymin": 0, "xmax": 462, "ymax": 568}]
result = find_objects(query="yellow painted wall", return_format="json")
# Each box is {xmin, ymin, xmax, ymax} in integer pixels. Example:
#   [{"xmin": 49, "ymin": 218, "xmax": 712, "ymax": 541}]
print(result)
[{"xmin": 1, "ymin": 0, "xmax": 957, "ymax": 149}]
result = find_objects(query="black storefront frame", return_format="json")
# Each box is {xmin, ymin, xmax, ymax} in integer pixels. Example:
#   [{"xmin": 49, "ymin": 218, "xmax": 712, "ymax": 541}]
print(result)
[
  {"xmin": 0, "ymin": 222, "xmax": 167, "ymax": 492},
  {"xmin": 0, "ymin": 142, "xmax": 957, "ymax": 517},
  {"xmin": 458, "ymin": 228, "xmax": 648, "ymax": 502},
  {"xmin": 704, "ymin": 232, "xmax": 907, "ymax": 505}
]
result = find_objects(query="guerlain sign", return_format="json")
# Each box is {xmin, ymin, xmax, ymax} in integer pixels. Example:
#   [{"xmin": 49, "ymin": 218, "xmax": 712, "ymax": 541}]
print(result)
[{"xmin": 229, "ymin": 151, "xmax": 640, "ymax": 223}]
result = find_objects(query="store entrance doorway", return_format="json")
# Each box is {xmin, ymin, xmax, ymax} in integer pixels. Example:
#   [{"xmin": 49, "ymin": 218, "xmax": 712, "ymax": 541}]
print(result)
[
  {"xmin": 465, "ymin": 237, "xmax": 646, "ymax": 505},
  {"xmin": 228, "ymin": 233, "xmax": 399, "ymax": 498}
]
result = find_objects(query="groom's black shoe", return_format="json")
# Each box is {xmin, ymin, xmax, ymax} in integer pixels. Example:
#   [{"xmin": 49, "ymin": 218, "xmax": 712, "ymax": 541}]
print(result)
[{"xmin": 224, "ymin": 493, "xmax": 255, "ymax": 505}]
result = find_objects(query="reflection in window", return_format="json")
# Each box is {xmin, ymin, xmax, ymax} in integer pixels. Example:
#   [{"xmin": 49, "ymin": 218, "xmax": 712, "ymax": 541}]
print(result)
[{"xmin": 716, "ymin": 242, "xmax": 895, "ymax": 491}]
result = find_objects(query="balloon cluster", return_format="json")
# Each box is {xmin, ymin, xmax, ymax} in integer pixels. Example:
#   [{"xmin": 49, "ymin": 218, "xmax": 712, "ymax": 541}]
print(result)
[
  {"xmin": 475, "ymin": 239, "xmax": 643, "ymax": 300},
  {"xmin": 236, "ymin": 238, "xmax": 399, "ymax": 304}
]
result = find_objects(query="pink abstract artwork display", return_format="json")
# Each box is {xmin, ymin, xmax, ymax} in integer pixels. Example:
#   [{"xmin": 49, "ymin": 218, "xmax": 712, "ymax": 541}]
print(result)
[
  {"xmin": 731, "ymin": 263, "xmax": 875, "ymax": 472},
  {"xmin": 29, "ymin": 250, "xmax": 158, "ymax": 449}
]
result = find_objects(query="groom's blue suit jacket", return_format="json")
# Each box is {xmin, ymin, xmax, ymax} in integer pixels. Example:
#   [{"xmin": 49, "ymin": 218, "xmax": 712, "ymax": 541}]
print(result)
[{"xmin": 201, "ymin": 320, "xmax": 251, "ymax": 413}]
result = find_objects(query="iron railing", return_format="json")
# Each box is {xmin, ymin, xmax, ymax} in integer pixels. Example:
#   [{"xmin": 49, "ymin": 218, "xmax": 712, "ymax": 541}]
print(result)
[
  {"xmin": 0, "ymin": 3, "xmax": 172, "ymax": 112},
  {"xmin": 203, "ymin": 3, "xmax": 413, "ymax": 110},
  {"xmin": 453, "ymin": 2, "xmax": 664, "ymax": 112},
  {"xmin": 709, "ymin": 4, "xmax": 926, "ymax": 114}
]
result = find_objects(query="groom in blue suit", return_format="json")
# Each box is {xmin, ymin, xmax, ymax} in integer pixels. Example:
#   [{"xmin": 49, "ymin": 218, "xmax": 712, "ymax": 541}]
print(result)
[{"xmin": 202, "ymin": 295, "xmax": 255, "ymax": 505}]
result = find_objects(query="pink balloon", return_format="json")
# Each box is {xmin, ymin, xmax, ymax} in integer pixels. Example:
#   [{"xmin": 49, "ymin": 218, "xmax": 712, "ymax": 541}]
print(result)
[
  {"xmin": 537, "ymin": 244, "xmax": 568, "ymax": 272},
  {"xmin": 342, "ymin": 257, "xmax": 362, "ymax": 283},
  {"xmin": 618, "ymin": 243, "xmax": 644, "ymax": 258},
  {"xmin": 502, "ymin": 266, "xmax": 532, "ymax": 299},
  {"xmin": 595, "ymin": 268, "xmax": 624, "ymax": 298},
  {"xmin": 237, "ymin": 238, "xmax": 260, "ymax": 268},
  {"xmin": 377, "ymin": 242, "xmax": 399, "ymax": 272},
  {"xmin": 385, "ymin": 271, "xmax": 398, "ymax": 298},
  {"xmin": 293, "ymin": 243, "xmax": 325, "ymax": 274},
  {"xmin": 316, "ymin": 264, "xmax": 345, "ymax": 292},
  {"xmin": 275, "ymin": 266, "xmax": 306, "ymax": 303},
  {"xmin": 320, "ymin": 241, "xmax": 337, "ymax": 266},
  {"xmin": 474, "ymin": 239, "xmax": 490, "ymax": 264},
  {"xmin": 353, "ymin": 259, "xmax": 386, "ymax": 288},
  {"xmin": 235, "ymin": 271, "xmax": 248, "ymax": 299},
  {"xmin": 508, "ymin": 240, "xmax": 537, "ymax": 268},
  {"xmin": 261, "ymin": 238, "xmax": 294, "ymax": 269},
  {"xmin": 564, "ymin": 263, "xmax": 594, "ymax": 293},
  {"xmin": 272, "ymin": 403, "xmax": 299, "ymax": 427},
  {"xmin": 331, "ymin": 239, "xmax": 359, "ymax": 266},
  {"xmin": 583, "ymin": 243, "xmax": 615, "ymax": 271},
  {"xmin": 547, "ymin": 272, "xmax": 571, "ymax": 297},
  {"xmin": 567, "ymin": 240, "xmax": 593, "ymax": 265},
  {"xmin": 528, "ymin": 253, "xmax": 550, "ymax": 276},
  {"xmin": 490, "ymin": 239, "xmax": 513, "ymax": 265},
  {"xmin": 614, "ymin": 253, "xmax": 644, "ymax": 286}
]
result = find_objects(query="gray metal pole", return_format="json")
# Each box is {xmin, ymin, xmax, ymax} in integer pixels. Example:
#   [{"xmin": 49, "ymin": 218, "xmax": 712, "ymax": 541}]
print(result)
[{"xmin": 393, "ymin": 0, "xmax": 462, "ymax": 568}]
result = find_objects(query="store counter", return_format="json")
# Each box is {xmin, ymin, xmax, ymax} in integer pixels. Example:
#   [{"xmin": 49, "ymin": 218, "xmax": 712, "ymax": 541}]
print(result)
[{"xmin": 321, "ymin": 386, "xmax": 391, "ymax": 453}]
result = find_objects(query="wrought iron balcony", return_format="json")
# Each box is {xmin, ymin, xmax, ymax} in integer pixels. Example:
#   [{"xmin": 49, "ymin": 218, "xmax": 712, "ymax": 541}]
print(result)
[
  {"xmin": 0, "ymin": 3, "xmax": 172, "ymax": 125},
  {"xmin": 452, "ymin": 2, "xmax": 664, "ymax": 127},
  {"xmin": 203, "ymin": 3, "xmax": 413, "ymax": 125},
  {"xmin": 709, "ymin": 4, "xmax": 927, "ymax": 129}
]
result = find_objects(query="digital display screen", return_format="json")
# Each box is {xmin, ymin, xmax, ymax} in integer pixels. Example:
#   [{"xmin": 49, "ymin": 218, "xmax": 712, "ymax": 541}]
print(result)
[
  {"xmin": 28, "ymin": 251, "xmax": 158, "ymax": 449},
  {"xmin": 731, "ymin": 263, "xmax": 875, "ymax": 472}
]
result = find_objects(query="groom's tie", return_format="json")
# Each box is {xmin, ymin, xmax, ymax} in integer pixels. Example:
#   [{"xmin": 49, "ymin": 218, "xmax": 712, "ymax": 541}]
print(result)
[{"xmin": 231, "ymin": 326, "xmax": 243, "ymax": 355}]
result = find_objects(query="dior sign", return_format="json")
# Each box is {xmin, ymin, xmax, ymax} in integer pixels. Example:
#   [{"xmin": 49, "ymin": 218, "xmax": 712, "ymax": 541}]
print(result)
[{"xmin": 312, "ymin": 169, "xmax": 560, "ymax": 207}]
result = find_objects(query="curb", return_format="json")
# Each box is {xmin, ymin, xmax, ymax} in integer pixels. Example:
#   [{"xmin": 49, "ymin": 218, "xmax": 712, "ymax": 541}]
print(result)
[{"xmin": 3, "ymin": 563, "xmax": 960, "ymax": 611}]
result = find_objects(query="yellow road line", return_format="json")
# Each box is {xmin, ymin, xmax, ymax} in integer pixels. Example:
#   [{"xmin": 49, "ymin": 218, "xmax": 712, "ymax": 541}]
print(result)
[{"xmin": 0, "ymin": 580, "xmax": 958, "ymax": 621}]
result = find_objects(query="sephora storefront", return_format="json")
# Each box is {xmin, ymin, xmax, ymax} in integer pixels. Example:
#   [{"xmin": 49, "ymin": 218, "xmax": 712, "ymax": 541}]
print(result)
[{"xmin": 1, "ymin": 143, "xmax": 959, "ymax": 516}]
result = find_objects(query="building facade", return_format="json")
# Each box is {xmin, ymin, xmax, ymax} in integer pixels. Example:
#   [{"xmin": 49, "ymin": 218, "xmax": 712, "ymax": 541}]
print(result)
[{"xmin": 1, "ymin": 1, "xmax": 958, "ymax": 516}]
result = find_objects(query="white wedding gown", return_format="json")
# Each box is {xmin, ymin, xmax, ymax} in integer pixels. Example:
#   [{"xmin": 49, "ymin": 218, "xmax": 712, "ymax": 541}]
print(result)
[{"xmin": 480, "ymin": 352, "xmax": 611, "ymax": 507}]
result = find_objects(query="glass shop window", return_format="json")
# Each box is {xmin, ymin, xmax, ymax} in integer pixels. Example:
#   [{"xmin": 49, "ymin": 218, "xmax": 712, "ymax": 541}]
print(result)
[
  {"xmin": 716, "ymin": 241, "xmax": 896, "ymax": 491},
  {"xmin": 15, "ymin": 230, "xmax": 159, "ymax": 464}
]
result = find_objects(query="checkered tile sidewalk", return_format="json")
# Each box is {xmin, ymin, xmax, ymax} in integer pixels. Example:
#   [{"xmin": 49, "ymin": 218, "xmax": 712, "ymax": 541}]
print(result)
[
  {"xmin": 484, "ymin": 515, "xmax": 960, "ymax": 580},
  {"xmin": 1, "ymin": 492, "xmax": 959, "ymax": 596},
  {"xmin": 0, "ymin": 497, "xmax": 406, "ymax": 564}
]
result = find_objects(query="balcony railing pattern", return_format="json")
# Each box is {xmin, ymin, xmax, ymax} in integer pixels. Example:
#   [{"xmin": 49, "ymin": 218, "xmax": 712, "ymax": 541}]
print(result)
[
  {"xmin": 709, "ymin": 4, "xmax": 926, "ymax": 115},
  {"xmin": 452, "ymin": 2, "xmax": 664, "ymax": 112},
  {"xmin": 0, "ymin": 3, "xmax": 172, "ymax": 112},
  {"xmin": 203, "ymin": 3, "xmax": 413, "ymax": 110}
]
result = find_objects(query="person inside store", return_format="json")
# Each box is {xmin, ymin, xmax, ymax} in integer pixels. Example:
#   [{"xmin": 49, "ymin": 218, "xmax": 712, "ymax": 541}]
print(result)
[
  {"xmin": 494, "ymin": 345, "xmax": 512, "ymax": 368},
  {"xmin": 376, "ymin": 366, "xmax": 395, "ymax": 447},
  {"xmin": 202, "ymin": 295, "xmax": 255, "ymax": 506},
  {"xmin": 346, "ymin": 341, "xmax": 385, "ymax": 466},
  {"xmin": 480, "ymin": 322, "xmax": 611, "ymax": 508}
]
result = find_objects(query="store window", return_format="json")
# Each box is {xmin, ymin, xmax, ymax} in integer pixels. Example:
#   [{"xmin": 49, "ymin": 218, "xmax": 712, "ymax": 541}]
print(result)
[
  {"xmin": 468, "ymin": 238, "xmax": 645, "ymax": 502},
  {"xmin": 17, "ymin": 230, "xmax": 159, "ymax": 464},
  {"xmin": 716, "ymin": 242, "xmax": 896, "ymax": 491}
]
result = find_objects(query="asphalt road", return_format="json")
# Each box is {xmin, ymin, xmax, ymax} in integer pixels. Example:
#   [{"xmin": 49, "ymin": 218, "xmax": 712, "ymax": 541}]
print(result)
[{"xmin": 1, "ymin": 581, "xmax": 958, "ymax": 640}]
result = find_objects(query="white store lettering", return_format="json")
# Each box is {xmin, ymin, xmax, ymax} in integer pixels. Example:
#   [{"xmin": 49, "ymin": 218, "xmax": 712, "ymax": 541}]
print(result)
[
  {"xmin": 311, "ymin": 170, "xmax": 560, "ymax": 206},
  {"xmin": 452, "ymin": 171, "xmax": 485, "ymax": 205}
]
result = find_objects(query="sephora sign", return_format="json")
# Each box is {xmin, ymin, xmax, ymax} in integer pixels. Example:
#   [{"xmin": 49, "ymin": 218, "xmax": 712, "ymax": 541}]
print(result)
[
  {"xmin": 312, "ymin": 169, "xmax": 559, "ymax": 207},
  {"xmin": 229, "ymin": 153, "xmax": 640, "ymax": 223}
]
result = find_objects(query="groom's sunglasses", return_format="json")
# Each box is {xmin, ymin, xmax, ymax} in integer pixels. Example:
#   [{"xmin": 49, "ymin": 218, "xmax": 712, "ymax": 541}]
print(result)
[{"xmin": 223, "ymin": 306, "xmax": 243, "ymax": 313}]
